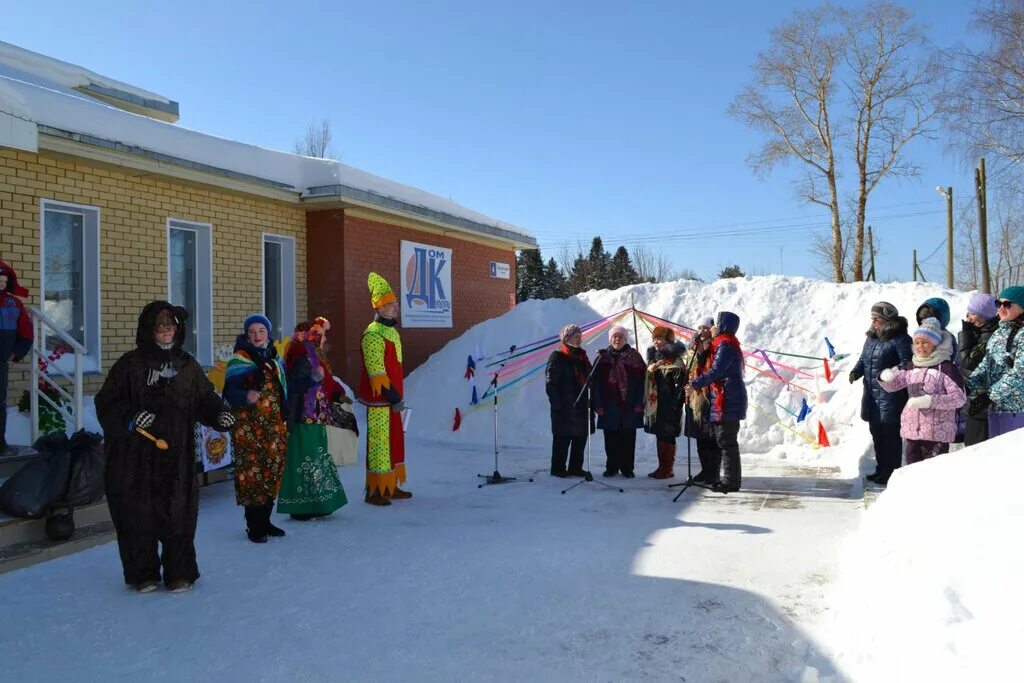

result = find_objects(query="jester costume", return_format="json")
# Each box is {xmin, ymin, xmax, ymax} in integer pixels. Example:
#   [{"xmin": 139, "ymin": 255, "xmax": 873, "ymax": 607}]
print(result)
[{"xmin": 357, "ymin": 273, "xmax": 408, "ymax": 503}]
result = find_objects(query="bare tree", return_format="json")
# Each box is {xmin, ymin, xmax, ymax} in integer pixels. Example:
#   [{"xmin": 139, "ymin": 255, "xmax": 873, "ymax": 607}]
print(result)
[
  {"xmin": 631, "ymin": 243, "xmax": 676, "ymax": 282},
  {"xmin": 730, "ymin": 2, "xmax": 938, "ymax": 282},
  {"xmin": 729, "ymin": 6, "xmax": 847, "ymax": 281},
  {"xmin": 294, "ymin": 117, "xmax": 336, "ymax": 159},
  {"xmin": 943, "ymin": 1, "xmax": 1024, "ymax": 177},
  {"xmin": 843, "ymin": 3, "xmax": 938, "ymax": 280}
]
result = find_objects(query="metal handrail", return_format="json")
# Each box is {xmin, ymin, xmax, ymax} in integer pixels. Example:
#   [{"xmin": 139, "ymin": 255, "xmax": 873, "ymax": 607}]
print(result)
[{"xmin": 26, "ymin": 305, "xmax": 86, "ymax": 443}]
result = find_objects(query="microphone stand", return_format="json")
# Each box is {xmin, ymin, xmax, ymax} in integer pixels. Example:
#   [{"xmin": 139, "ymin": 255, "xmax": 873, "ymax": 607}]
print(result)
[
  {"xmin": 671, "ymin": 338, "xmax": 715, "ymax": 501},
  {"xmin": 562, "ymin": 349, "xmax": 624, "ymax": 495},
  {"xmin": 478, "ymin": 345, "xmax": 534, "ymax": 487}
]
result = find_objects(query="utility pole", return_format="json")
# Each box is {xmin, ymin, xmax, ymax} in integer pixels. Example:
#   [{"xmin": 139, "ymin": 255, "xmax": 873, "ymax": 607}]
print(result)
[
  {"xmin": 867, "ymin": 226, "xmax": 876, "ymax": 282},
  {"xmin": 913, "ymin": 249, "xmax": 918, "ymax": 282},
  {"xmin": 938, "ymin": 187, "xmax": 953, "ymax": 288},
  {"xmin": 977, "ymin": 158, "xmax": 991, "ymax": 293}
]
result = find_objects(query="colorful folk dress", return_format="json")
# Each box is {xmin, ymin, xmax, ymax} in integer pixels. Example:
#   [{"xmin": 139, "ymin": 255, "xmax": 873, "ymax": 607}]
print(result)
[
  {"xmin": 276, "ymin": 339, "xmax": 348, "ymax": 515},
  {"xmin": 224, "ymin": 346, "xmax": 289, "ymax": 506}
]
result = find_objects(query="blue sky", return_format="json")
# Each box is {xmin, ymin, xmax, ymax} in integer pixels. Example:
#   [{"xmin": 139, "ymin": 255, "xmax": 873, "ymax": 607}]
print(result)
[{"xmin": 4, "ymin": 0, "xmax": 983, "ymax": 282}]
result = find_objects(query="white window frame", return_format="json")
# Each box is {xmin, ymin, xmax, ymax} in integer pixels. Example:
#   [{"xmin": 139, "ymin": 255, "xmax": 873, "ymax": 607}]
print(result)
[
  {"xmin": 262, "ymin": 233, "xmax": 296, "ymax": 341},
  {"xmin": 166, "ymin": 218, "xmax": 213, "ymax": 366},
  {"xmin": 39, "ymin": 199, "xmax": 102, "ymax": 373}
]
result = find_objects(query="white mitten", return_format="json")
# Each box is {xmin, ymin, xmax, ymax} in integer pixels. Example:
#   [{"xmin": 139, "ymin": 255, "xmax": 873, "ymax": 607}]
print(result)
[
  {"xmin": 907, "ymin": 395, "xmax": 933, "ymax": 410},
  {"xmin": 878, "ymin": 367, "xmax": 898, "ymax": 383}
]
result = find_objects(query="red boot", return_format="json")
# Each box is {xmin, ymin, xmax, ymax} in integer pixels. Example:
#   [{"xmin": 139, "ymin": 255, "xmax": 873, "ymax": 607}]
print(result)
[
  {"xmin": 648, "ymin": 442, "xmax": 668, "ymax": 478},
  {"xmin": 652, "ymin": 442, "xmax": 676, "ymax": 480}
]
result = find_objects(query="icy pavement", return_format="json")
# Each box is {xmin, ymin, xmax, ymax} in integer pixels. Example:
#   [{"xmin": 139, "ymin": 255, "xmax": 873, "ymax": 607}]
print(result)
[{"xmin": 0, "ymin": 439, "xmax": 861, "ymax": 682}]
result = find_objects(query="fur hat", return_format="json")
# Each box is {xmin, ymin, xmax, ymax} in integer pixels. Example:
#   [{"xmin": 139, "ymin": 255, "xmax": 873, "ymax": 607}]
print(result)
[
  {"xmin": 967, "ymin": 293, "xmax": 998, "ymax": 320},
  {"xmin": 651, "ymin": 325, "xmax": 675, "ymax": 342},
  {"xmin": 871, "ymin": 301, "xmax": 899, "ymax": 321},
  {"xmin": 998, "ymin": 286, "xmax": 1024, "ymax": 310},
  {"xmin": 913, "ymin": 317, "xmax": 943, "ymax": 346},
  {"xmin": 698, "ymin": 317, "xmax": 714, "ymax": 329},
  {"xmin": 243, "ymin": 314, "xmax": 272, "ymax": 335},
  {"xmin": 560, "ymin": 323, "xmax": 582, "ymax": 344},
  {"xmin": 608, "ymin": 324, "xmax": 628, "ymax": 341},
  {"xmin": 368, "ymin": 272, "xmax": 396, "ymax": 309}
]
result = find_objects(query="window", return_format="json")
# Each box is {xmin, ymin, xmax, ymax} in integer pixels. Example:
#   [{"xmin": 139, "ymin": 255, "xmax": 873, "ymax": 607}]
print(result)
[
  {"xmin": 40, "ymin": 200, "xmax": 101, "ymax": 370},
  {"xmin": 167, "ymin": 219, "xmax": 213, "ymax": 366},
  {"xmin": 263, "ymin": 234, "xmax": 296, "ymax": 342}
]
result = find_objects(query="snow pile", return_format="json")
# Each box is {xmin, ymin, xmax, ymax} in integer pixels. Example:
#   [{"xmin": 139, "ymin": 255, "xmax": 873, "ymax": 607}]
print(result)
[
  {"xmin": 829, "ymin": 432, "xmax": 1024, "ymax": 681},
  {"xmin": 407, "ymin": 275, "xmax": 974, "ymax": 475}
]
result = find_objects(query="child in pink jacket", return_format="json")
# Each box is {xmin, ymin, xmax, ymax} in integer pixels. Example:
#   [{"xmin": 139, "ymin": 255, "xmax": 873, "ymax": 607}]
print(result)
[{"xmin": 879, "ymin": 318, "xmax": 967, "ymax": 465}]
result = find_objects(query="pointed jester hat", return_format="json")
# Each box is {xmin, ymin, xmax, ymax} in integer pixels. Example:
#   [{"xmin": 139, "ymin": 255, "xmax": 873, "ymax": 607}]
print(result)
[{"xmin": 368, "ymin": 272, "xmax": 396, "ymax": 309}]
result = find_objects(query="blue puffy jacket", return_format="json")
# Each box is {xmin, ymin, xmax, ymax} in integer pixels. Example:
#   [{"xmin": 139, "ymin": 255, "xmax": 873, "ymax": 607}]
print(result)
[
  {"xmin": 852, "ymin": 317, "xmax": 913, "ymax": 424},
  {"xmin": 690, "ymin": 312, "xmax": 748, "ymax": 423}
]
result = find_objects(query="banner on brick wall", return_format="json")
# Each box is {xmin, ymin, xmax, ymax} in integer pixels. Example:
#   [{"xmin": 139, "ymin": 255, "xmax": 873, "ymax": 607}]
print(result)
[{"xmin": 400, "ymin": 240, "xmax": 453, "ymax": 328}]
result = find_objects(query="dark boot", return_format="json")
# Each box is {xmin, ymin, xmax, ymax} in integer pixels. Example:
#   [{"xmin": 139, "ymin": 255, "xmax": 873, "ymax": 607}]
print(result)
[
  {"xmin": 264, "ymin": 505, "xmax": 285, "ymax": 537},
  {"xmin": 244, "ymin": 506, "xmax": 267, "ymax": 544},
  {"xmin": 391, "ymin": 487, "xmax": 413, "ymax": 500},
  {"xmin": 652, "ymin": 442, "xmax": 675, "ymax": 479},
  {"xmin": 365, "ymin": 493, "xmax": 392, "ymax": 506}
]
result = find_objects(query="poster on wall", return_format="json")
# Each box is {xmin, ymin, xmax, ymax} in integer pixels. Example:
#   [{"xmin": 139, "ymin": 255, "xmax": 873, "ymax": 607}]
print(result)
[{"xmin": 400, "ymin": 240, "xmax": 453, "ymax": 328}]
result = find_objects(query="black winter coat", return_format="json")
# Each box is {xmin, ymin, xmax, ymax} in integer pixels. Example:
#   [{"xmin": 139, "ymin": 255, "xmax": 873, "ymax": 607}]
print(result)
[
  {"xmin": 644, "ymin": 342, "xmax": 687, "ymax": 439},
  {"xmin": 852, "ymin": 317, "xmax": 913, "ymax": 424},
  {"xmin": 592, "ymin": 344, "xmax": 646, "ymax": 431},
  {"xmin": 958, "ymin": 317, "xmax": 999, "ymax": 380},
  {"xmin": 545, "ymin": 346, "xmax": 594, "ymax": 438},
  {"xmin": 95, "ymin": 302, "xmax": 229, "ymax": 541}
]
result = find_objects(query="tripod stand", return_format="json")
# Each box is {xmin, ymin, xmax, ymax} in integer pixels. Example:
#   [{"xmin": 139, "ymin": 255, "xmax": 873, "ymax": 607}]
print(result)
[
  {"xmin": 562, "ymin": 352, "xmax": 624, "ymax": 495},
  {"xmin": 670, "ymin": 408, "xmax": 714, "ymax": 501},
  {"xmin": 478, "ymin": 346, "xmax": 533, "ymax": 487}
]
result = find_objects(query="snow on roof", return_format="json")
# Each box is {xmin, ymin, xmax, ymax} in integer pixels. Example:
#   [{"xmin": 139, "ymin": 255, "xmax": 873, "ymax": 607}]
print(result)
[
  {"xmin": 0, "ymin": 41, "xmax": 176, "ymax": 112},
  {"xmin": 0, "ymin": 43, "xmax": 534, "ymax": 244}
]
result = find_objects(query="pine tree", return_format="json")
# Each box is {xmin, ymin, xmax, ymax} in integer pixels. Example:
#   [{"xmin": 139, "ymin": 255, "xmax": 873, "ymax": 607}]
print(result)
[
  {"xmin": 567, "ymin": 255, "xmax": 591, "ymax": 295},
  {"xmin": 718, "ymin": 264, "xmax": 745, "ymax": 279},
  {"xmin": 544, "ymin": 258, "xmax": 568, "ymax": 299},
  {"xmin": 586, "ymin": 236, "xmax": 611, "ymax": 290},
  {"xmin": 608, "ymin": 246, "xmax": 640, "ymax": 288},
  {"xmin": 515, "ymin": 249, "xmax": 545, "ymax": 302}
]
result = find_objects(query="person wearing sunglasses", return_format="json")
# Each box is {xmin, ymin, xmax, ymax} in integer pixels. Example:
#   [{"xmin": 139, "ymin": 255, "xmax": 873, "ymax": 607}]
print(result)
[{"xmin": 966, "ymin": 286, "xmax": 1024, "ymax": 439}]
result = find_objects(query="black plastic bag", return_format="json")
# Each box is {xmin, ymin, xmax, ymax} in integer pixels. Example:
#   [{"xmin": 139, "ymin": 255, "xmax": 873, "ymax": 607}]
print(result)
[
  {"xmin": 0, "ymin": 433, "xmax": 72, "ymax": 519},
  {"xmin": 64, "ymin": 430, "xmax": 105, "ymax": 507},
  {"xmin": 330, "ymin": 401, "xmax": 359, "ymax": 436}
]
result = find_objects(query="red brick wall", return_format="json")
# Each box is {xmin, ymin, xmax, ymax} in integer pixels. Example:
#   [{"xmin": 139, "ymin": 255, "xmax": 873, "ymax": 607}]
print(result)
[{"xmin": 306, "ymin": 210, "xmax": 517, "ymax": 386}]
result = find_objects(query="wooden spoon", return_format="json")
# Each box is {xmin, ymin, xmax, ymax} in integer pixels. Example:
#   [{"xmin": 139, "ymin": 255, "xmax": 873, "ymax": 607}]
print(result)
[{"xmin": 136, "ymin": 427, "xmax": 169, "ymax": 450}]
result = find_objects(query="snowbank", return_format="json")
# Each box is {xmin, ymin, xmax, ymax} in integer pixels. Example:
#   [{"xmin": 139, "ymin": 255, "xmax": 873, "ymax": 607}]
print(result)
[
  {"xmin": 829, "ymin": 431, "xmax": 1024, "ymax": 681},
  {"xmin": 407, "ymin": 275, "xmax": 974, "ymax": 476}
]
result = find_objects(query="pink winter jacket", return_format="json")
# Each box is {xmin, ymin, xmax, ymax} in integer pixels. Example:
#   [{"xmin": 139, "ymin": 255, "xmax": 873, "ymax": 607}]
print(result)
[{"xmin": 879, "ymin": 362, "xmax": 966, "ymax": 443}]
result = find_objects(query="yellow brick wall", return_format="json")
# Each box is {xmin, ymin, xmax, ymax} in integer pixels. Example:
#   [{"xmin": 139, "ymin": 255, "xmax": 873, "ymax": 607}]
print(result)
[{"xmin": 0, "ymin": 147, "xmax": 307, "ymax": 406}]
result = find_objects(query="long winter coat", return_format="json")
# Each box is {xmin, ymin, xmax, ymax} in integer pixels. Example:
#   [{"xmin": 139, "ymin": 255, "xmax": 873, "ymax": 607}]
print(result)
[
  {"xmin": 644, "ymin": 342, "xmax": 687, "ymax": 439},
  {"xmin": 592, "ymin": 344, "xmax": 646, "ymax": 431},
  {"xmin": 967, "ymin": 319, "xmax": 1024, "ymax": 413},
  {"xmin": 690, "ymin": 312, "xmax": 748, "ymax": 423},
  {"xmin": 879, "ymin": 362, "xmax": 966, "ymax": 442},
  {"xmin": 852, "ymin": 317, "xmax": 913, "ymax": 424},
  {"xmin": 545, "ymin": 345, "xmax": 594, "ymax": 438},
  {"xmin": 95, "ymin": 302, "xmax": 229, "ymax": 553},
  {"xmin": 959, "ymin": 317, "xmax": 1000, "ymax": 415},
  {"xmin": 682, "ymin": 345, "xmax": 715, "ymax": 440}
]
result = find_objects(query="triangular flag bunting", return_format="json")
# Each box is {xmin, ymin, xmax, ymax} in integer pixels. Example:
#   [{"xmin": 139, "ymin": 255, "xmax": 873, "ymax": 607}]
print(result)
[
  {"xmin": 817, "ymin": 421, "xmax": 830, "ymax": 447},
  {"xmin": 758, "ymin": 349, "xmax": 783, "ymax": 380},
  {"xmin": 465, "ymin": 355, "xmax": 476, "ymax": 380},
  {"xmin": 823, "ymin": 358, "xmax": 833, "ymax": 384},
  {"xmin": 470, "ymin": 386, "xmax": 479, "ymax": 405},
  {"xmin": 797, "ymin": 399, "xmax": 810, "ymax": 423},
  {"xmin": 825, "ymin": 337, "xmax": 836, "ymax": 359},
  {"xmin": 452, "ymin": 408, "xmax": 462, "ymax": 431}
]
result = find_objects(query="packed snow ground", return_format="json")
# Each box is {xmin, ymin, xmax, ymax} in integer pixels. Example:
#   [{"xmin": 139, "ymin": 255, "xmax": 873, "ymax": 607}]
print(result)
[{"xmin": 2, "ymin": 275, "xmax": 1018, "ymax": 681}]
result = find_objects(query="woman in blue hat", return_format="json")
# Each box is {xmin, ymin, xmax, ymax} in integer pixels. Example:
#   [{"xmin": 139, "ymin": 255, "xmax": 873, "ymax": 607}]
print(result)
[{"xmin": 223, "ymin": 314, "xmax": 290, "ymax": 543}]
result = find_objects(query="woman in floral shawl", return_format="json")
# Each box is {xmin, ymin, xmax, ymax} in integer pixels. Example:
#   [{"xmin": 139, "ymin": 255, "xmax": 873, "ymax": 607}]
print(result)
[
  {"xmin": 223, "ymin": 314, "xmax": 289, "ymax": 543},
  {"xmin": 276, "ymin": 318, "xmax": 348, "ymax": 519}
]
